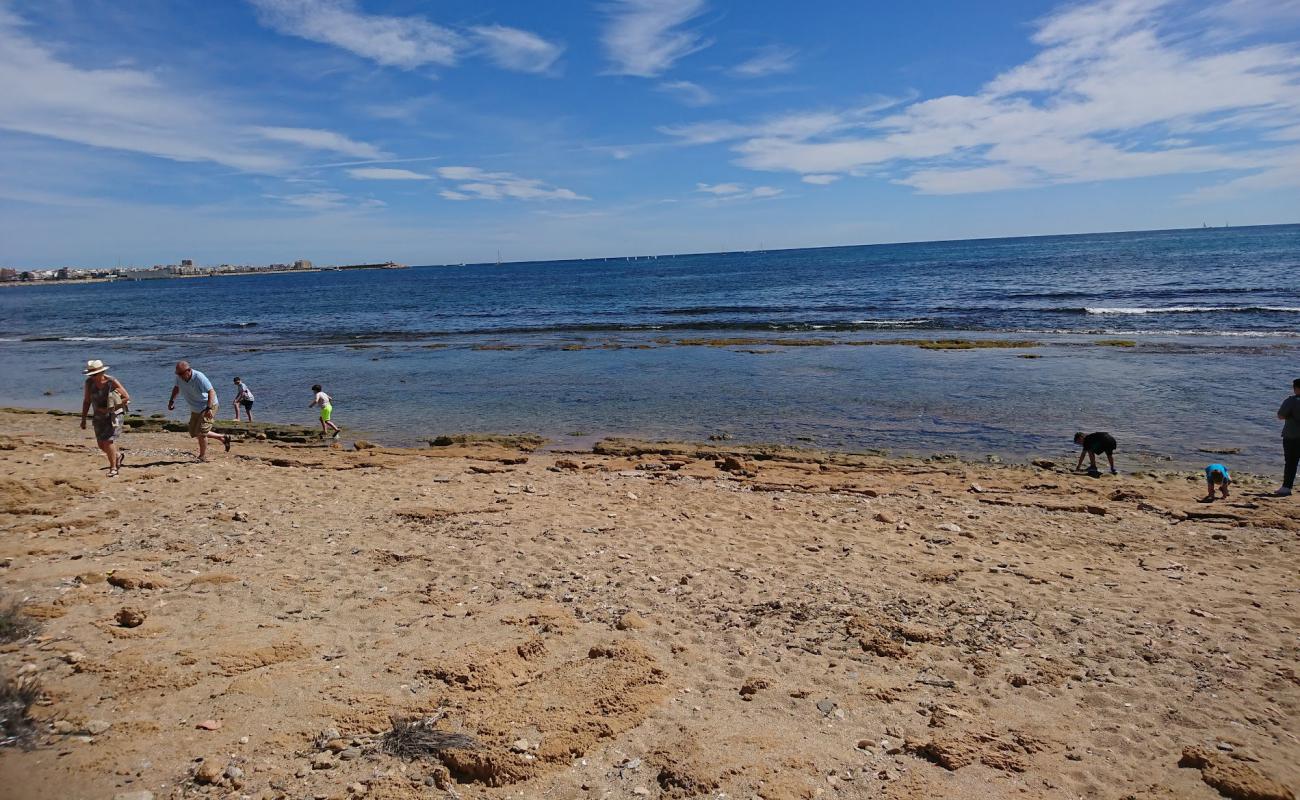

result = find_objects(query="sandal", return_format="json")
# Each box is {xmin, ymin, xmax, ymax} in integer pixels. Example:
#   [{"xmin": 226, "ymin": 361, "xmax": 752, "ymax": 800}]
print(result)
[
  {"xmin": 107, "ymin": 468, "xmax": 118, "ymax": 478},
  {"xmin": 223, "ymin": 434, "xmax": 232, "ymax": 452},
  {"xmin": 116, "ymin": 452, "xmax": 125, "ymax": 468}
]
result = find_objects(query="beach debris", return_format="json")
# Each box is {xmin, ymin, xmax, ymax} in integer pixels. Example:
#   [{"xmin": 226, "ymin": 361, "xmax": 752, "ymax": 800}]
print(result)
[
  {"xmin": 1031, "ymin": 459, "xmax": 1056, "ymax": 469},
  {"xmin": 114, "ymin": 607, "xmax": 146, "ymax": 628},
  {"xmin": 1178, "ymin": 746, "xmax": 1294, "ymax": 800}
]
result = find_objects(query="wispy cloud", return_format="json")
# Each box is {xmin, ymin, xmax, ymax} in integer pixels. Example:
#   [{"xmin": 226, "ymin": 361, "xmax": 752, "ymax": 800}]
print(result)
[
  {"xmin": 662, "ymin": 0, "xmax": 1300, "ymax": 196},
  {"xmin": 265, "ymin": 190, "xmax": 387, "ymax": 211},
  {"xmin": 471, "ymin": 24, "xmax": 564, "ymax": 74},
  {"xmin": 436, "ymin": 166, "xmax": 589, "ymax": 201},
  {"xmin": 801, "ymin": 173, "xmax": 840, "ymax": 185},
  {"xmin": 728, "ymin": 45, "xmax": 798, "ymax": 78},
  {"xmin": 250, "ymin": 0, "xmax": 463, "ymax": 69},
  {"xmin": 695, "ymin": 182, "xmax": 782, "ymax": 201},
  {"xmin": 601, "ymin": 0, "xmax": 711, "ymax": 77},
  {"xmin": 0, "ymin": 6, "xmax": 378, "ymax": 173},
  {"xmin": 695, "ymin": 182, "xmax": 744, "ymax": 195},
  {"xmin": 657, "ymin": 80, "xmax": 715, "ymax": 106},
  {"xmin": 254, "ymin": 127, "xmax": 385, "ymax": 160},
  {"xmin": 347, "ymin": 167, "xmax": 432, "ymax": 180},
  {"xmin": 250, "ymin": 0, "xmax": 563, "ymax": 76}
]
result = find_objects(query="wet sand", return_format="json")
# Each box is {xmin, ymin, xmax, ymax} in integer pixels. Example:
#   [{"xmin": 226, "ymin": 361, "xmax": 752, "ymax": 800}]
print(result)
[{"xmin": 0, "ymin": 409, "xmax": 1297, "ymax": 800}]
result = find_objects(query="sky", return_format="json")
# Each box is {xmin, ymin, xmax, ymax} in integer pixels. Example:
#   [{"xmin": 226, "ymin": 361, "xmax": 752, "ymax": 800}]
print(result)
[{"xmin": 1, "ymin": 0, "xmax": 1299, "ymax": 268}]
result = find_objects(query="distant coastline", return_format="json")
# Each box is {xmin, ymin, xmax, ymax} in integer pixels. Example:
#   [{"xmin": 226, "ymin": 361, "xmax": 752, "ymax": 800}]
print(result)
[{"xmin": 0, "ymin": 260, "xmax": 406, "ymax": 288}]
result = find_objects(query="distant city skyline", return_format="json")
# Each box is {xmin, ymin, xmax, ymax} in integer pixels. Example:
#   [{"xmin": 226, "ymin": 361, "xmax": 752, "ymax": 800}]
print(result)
[{"xmin": 2, "ymin": 0, "xmax": 1300, "ymax": 268}]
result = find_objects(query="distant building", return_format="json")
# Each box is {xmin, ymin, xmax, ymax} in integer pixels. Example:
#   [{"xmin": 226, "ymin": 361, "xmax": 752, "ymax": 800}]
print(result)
[
  {"xmin": 293, "ymin": 259, "xmax": 313, "ymax": 270},
  {"xmin": 180, "ymin": 259, "xmax": 194, "ymax": 268},
  {"xmin": 0, "ymin": 268, "xmax": 16, "ymax": 282}
]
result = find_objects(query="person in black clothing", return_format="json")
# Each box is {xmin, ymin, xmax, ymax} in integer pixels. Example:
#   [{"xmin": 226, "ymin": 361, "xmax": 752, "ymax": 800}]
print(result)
[
  {"xmin": 1074, "ymin": 431, "xmax": 1117, "ymax": 475},
  {"xmin": 1276, "ymin": 378, "xmax": 1300, "ymax": 497}
]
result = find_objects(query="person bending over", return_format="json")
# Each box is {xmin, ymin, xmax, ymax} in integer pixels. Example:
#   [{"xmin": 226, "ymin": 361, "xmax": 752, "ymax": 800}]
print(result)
[
  {"xmin": 1204, "ymin": 464, "xmax": 1231, "ymax": 501},
  {"xmin": 1074, "ymin": 431, "xmax": 1117, "ymax": 475}
]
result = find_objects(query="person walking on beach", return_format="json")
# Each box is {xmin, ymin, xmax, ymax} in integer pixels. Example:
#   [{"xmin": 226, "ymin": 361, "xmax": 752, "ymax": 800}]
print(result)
[
  {"xmin": 1275, "ymin": 378, "xmax": 1300, "ymax": 497},
  {"xmin": 1204, "ymin": 464, "xmax": 1231, "ymax": 501},
  {"xmin": 1074, "ymin": 431, "xmax": 1117, "ymax": 475},
  {"xmin": 80, "ymin": 360, "xmax": 130, "ymax": 477},
  {"xmin": 168, "ymin": 361, "xmax": 231, "ymax": 461},
  {"xmin": 310, "ymin": 384, "xmax": 341, "ymax": 439},
  {"xmin": 232, "ymin": 377, "xmax": 255, "ymax": 422}
]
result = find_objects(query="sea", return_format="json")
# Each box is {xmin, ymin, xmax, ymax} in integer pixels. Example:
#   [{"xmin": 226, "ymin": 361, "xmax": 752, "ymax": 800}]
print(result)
[{"xmin": 2, "ymin": 224, "xmax": 1298, "ymax": 473}]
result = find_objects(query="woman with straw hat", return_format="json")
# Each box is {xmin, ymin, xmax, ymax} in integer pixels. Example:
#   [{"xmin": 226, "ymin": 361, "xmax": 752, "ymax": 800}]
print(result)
[{"xmin": 80, "ymin": 359, "xmax": 130, "ymax": 477}]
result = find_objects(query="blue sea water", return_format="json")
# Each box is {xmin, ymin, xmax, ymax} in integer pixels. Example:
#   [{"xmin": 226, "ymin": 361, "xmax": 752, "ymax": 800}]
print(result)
[{"xmin": 2, "ymin": 224, "xmax": 1298, "ymax": 473}]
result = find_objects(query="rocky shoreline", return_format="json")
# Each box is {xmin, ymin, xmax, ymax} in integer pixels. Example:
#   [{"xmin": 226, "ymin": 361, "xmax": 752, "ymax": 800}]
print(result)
[{"xmin": 0, "ymin": 408, "xmax": 1296, "ymax": 799}]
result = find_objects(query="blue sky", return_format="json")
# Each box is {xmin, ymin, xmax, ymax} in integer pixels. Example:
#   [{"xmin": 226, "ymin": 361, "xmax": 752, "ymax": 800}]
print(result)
[{"xmin": 1, "ymin": 0, "xmax": 1299, "ymax": 267}]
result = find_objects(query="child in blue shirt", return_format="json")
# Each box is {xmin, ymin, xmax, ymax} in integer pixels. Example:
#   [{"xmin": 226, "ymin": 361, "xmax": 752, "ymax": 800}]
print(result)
[{"xmin": 1204, "ymin": 464, "xmax": 1231, "ymax": 501}]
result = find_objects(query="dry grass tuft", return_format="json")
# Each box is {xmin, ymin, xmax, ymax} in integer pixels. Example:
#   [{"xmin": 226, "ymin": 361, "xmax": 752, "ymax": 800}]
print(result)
[
  {"xmin": 0, "ymin": 674, "xmax": 42, "ymax": 749},
  {"xmin": 382, "ymin": 714, "xmax": 481, "ymax": 760},
  {"xmin": 0, "ymin": 597, "xmax": 40, "ymax": 644}
]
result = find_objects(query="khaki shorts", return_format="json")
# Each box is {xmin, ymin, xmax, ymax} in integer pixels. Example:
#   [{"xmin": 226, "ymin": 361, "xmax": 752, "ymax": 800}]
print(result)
[{"xmin": 188, "ymin": 411, "xmax": 213, "ymax": 437}]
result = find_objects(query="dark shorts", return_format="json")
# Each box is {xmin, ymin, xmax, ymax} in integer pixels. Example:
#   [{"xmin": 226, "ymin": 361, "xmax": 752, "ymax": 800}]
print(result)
[
  {"xmin": 1085, "ymin": 433, "xmax": 1117, "ymax": 454},
  {"xmin": 93, "ymin": 413, "xmax": 122, "ymax": 443},
  {"xmin": 239, "ymin": 399, "xmax": 254, "ymax": 410}
]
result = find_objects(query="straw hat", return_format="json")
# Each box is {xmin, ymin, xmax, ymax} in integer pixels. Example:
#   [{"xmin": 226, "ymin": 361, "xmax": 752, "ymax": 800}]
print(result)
[{"xmin": 83, "ymin": 359, "xmax": 109, "ymax": 376}]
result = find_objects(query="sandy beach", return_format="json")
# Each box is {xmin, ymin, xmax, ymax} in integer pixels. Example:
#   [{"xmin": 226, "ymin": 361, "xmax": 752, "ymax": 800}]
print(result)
[{"xmin": 1, "ymin": 408, "xmax": 1297, "ymax": 800}]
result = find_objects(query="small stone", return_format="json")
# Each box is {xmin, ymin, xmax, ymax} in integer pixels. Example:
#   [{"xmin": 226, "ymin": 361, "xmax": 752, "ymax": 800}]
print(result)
[
  {"xmin": 510, "ymin": 739, "xmax": 532, "ymax": 753},
  {"xmin": 115, "ymin": 607, "xmax": 146, "ymax": 628},
  {"xmin": 194, "ymin": 762, "xmax": 223, "ymax": 785},
  {"xmin": 113, "ymin": 792, "xmax": 155, "ymax": 800},
  {"xmin": 196, "ymin": 719, "xmax": 223, "ymax": 730},
  {"xmin": 224, "ymin": 765, "xmax": 244, "ymax": 781},
  {"xmin": 63, "ymin": 651, "xmax": 85, "ymax": 665},
  {"xmin": 632, "ymin": 789, "xmax": 650, "ymax": 797},
  {"xmin": 338, "ymin": 747, "xmax": 362, "ymax": 760},
  {"xmin": 311, "ymin": 752, "xmax": 335, "ymax": 770},
  {"xmin": 816, "ymin": 699, "xmax": 837, "ymax": 715},
  {"xmin": 86, "ymin": 719, "xmax": 111, "ymax": 735},
  {"xmin": 616, "ymin": 612, "xmax": 648, "ymax": 631},
  {"xmin": 232, "ymin": 512, "xmax": 249, "ymax": 523},
  {"xmin": 238, "ymin": 736, "xmax": 249, "ymax": 744},
  {"xmin": 325, "ymin": 738, "xmax": 349, "ymax": 753},
  {"xmin": 347, "ymin": 782, "xmax": 367, "ymax": 795},
  {"xmin": 53, "ymin": 720, "xmax": 76, "ymax": 734},
  {"xmin": 936, "ymin": 523, "xmax": 962, "ymax": 533},
  {"xmin": 873, "ymin": 512, "xmax": 897, "ymax": 524}
]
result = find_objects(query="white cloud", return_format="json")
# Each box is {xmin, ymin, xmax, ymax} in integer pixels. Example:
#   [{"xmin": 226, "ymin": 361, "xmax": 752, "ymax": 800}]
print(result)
[
  {"xmin": 250, "ymin": 0, "xmax": 463, "ymax": 69},
  {"xmin": 662, "ymin": 0, "xmax": 1300, "ymax": 195},
  {"xmin": 658, "ymin": 80, "xmax": 715, "ymax": 106},
  {"xmin": 729, "ymin": 45, "xmax": 798, "ymax": 78},
  {"xmin": 254, "ymin": 127, "xmax": 385, "ymax": 160},
  {"xmin": 471, "ymin": 24, "xmax": 563, "ymax": 74},
  {"xmin": 347, "ymin": 167, "xmax": 432, "ymax": 180},
  {"xmin": 436, "ymin": 166, "xmax": 589, "ymax": 201},
  {"xmin": 694, "ymin": 182, "xmax": 782, "ymax": 201},
  {"xmin": 801, "ymin": 173, "xmax": 840, "ymax": 185},
  {"xmin": 271, "ymin": 190, "xmax": 349, "ymax": 210},
  {"xmin": 0, "ymin": 7, "xmax": 378, "ymax": 173},
  {"xmin": 695, "ymin": 182, "xmax": 744, "ymax": 194},
  {"xmin": 601, "ymin": 0, "xmax": 711, "ymax": 77}
]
